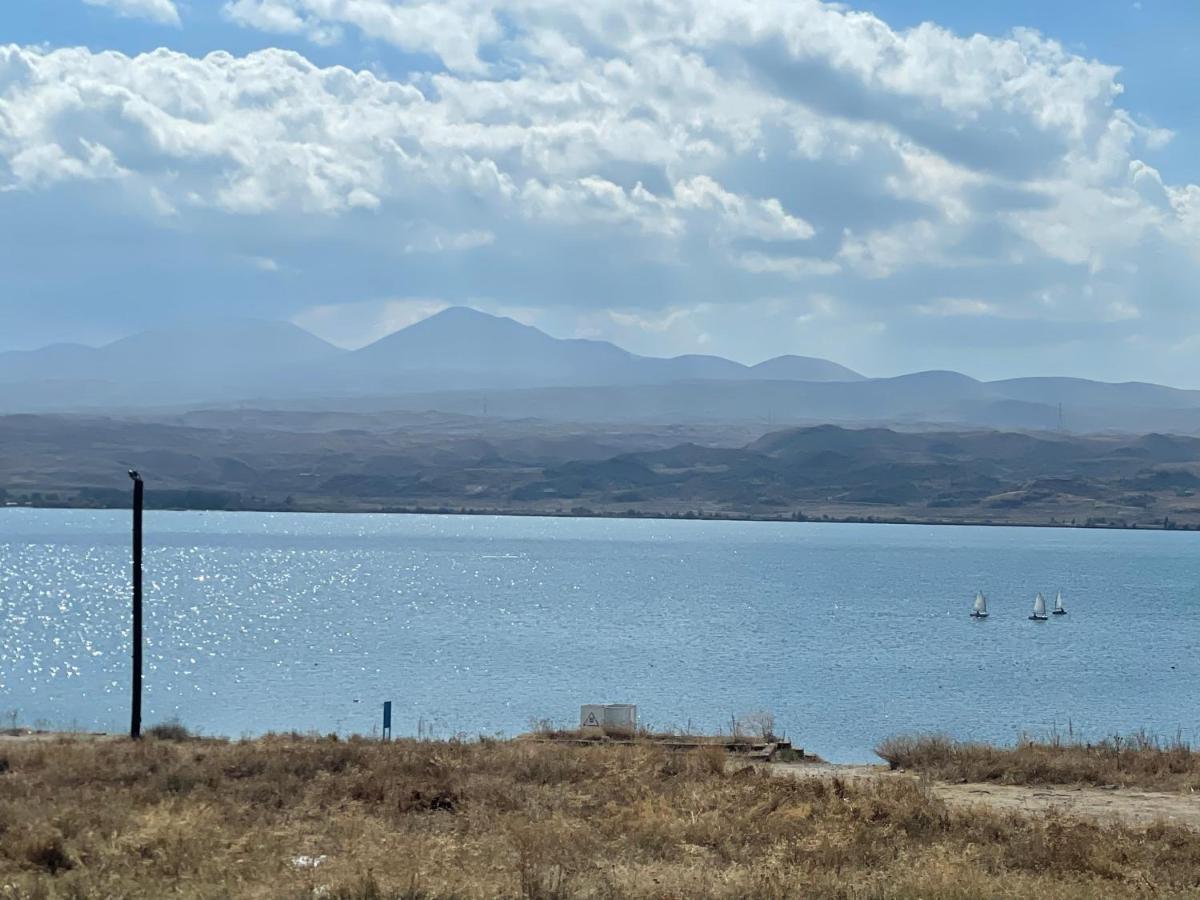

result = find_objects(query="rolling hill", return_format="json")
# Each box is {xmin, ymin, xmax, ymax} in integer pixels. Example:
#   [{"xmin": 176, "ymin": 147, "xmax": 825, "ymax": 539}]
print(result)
[{"xmin": 4, "ymin": 415, "xmax": 1199, "ymax": 527}]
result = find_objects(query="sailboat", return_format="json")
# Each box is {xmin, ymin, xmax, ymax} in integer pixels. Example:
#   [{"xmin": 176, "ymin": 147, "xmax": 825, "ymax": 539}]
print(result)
[
  {"xmin": 1052, "ymin": 591, "xmax": 1067, "ymax": 615},
  {"xmin": 970, "ymin": 591, "xmax": 988, "ymax": 618},
  {"xmin": 1029, "ymin": 592, "xmax": 1048, "ymax": 621}
]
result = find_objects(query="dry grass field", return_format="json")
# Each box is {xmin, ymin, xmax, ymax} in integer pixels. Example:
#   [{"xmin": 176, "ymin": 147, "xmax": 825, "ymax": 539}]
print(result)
[
  {"xmin": 876, "ymin": 733, "xmax": 1200, "ymax": 792},
  {"xmin": 2, "ymin": 733, "xmax": 1200, "ymax": 898}
]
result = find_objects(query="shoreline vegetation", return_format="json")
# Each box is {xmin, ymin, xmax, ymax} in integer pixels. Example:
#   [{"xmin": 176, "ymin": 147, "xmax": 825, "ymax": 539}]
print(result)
[
  {"xmin": 3, "ymin": 732, "xmax": 1200, "ymax": 898},
  {"xmin": 4, "ymin": 496, "xmax": 1198, "ymax": 532},
  {"xmin": 876, "ymin": 732, "xmax": 1200, "ymax": 792}
]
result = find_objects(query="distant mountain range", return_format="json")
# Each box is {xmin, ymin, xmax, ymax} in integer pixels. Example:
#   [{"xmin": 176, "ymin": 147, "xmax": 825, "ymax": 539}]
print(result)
[
  {"xmin": 0, "ymin": 307, "xmax": 861, "ymax": 408},
  {"xmin": 4, "ymin": 306, "xmax": 1200, "ymax": 435}
]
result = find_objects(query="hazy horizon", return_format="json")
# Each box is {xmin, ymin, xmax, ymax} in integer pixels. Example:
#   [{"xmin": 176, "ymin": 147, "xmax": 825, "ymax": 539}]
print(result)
[
  {"xmin": 8, "ymin": 303, "xmax": 1200, "ymax": 389},
  {"xmin": 3, "ymin": 1, "xmax": 1200, "ymax": 385}
]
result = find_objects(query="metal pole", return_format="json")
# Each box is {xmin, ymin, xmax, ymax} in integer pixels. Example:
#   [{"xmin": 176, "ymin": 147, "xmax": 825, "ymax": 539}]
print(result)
[{"xmin": 129, "ymin": 470, "xmax": 143, "ymax": 739}]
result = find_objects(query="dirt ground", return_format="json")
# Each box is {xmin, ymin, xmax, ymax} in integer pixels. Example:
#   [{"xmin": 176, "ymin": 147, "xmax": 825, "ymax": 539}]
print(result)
[{"xmin": 769, "ymin": 761, "xmax": 1200, "ymax": 828}]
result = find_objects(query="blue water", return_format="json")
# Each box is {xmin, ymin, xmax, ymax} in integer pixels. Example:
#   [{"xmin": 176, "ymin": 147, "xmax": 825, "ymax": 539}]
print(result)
[{"xmin": 1, "ymin": 508, "xmax": 1197, "ymax": 761}]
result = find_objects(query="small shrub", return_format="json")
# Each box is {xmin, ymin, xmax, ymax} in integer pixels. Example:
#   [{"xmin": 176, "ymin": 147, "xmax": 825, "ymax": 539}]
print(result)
[
  {"xmin": 401, "ymin": 788, "xmax": 458, "ymax": 814},
  {"xmin": 700, "ymin": 744, "xmax": 728, "ymax": 775},
  {"xmin": 161, "ymin": 770, "xmax": 202, "ymax": 795},
  {"xmin": 145, "ymin": 720, "xmax": 191, "ymax": 741},
  {"xmin": 323, "ymin": 873, "xmax": 436, "ymax": 900},
  {"xmin": 735, "ymin": 711, "xmax": 778, "ymax": 742},
  {"xmin": 22, "ymin": 830, "xmax": 73, "ymax": 874},
  {"xmin": 876, "ymin": 734, "xmax": 956, "ymax": 771},
  {"xmin": 773, "ymin": 747, "xmax": 810, "ymax": 763}
]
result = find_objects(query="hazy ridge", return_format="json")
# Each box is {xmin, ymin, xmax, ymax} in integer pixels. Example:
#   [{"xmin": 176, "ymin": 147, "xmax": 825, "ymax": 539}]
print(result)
[
  {"xmin": 5, "ymin": 307, "xmax": 1200, "ymax": 434},
  {"xmin": 5, "ymin": 306, "xmax": 1200, "ymax": 526},
  {"xmin": 5, "ymin": 414, "xmax": 1200, "ymax": 528}
]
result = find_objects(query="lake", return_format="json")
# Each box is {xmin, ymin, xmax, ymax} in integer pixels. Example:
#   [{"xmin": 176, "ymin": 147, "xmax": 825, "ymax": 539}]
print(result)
[{"xmin": 1, "ymin": 508, "xmax": 1197, "ymax": 761}]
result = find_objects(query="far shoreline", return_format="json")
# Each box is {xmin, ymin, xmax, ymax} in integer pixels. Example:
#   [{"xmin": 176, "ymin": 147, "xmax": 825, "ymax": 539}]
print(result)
[{"xmin": 4, "ymin": 498, "xmax": 1197, "ymax": 533}]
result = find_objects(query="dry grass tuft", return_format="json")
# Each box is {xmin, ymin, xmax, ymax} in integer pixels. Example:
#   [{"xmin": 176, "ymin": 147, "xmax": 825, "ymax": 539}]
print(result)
[
  {"xmin": 0, "ymin": 735, "xmax": 1199, "ymax": 898},
  {"xmin": 877, "ymin": 732, "xmax": 1200, "ymax": 791},
  {"xmin": 144, "ymin": 719, "xmax": 194, "ymax": 742}
]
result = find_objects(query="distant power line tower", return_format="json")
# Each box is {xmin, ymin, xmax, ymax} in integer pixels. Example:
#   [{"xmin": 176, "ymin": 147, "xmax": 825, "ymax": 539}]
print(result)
[{"xmin": 1057, "ymin": 403, "xmax": 1064, "ymax": 432}]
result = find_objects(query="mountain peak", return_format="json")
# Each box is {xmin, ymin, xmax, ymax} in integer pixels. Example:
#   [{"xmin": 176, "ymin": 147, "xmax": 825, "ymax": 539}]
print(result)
[
  {"xmin": 358, "ymin": 305, "xmax": 557, "ymax": 357},
  {"xmin": 344, "ymin": 305, "xmax": 645, "ymax": 394},
  {"xmin": 348, "ymin": 306, "xmax": 874, "ymax": 389},
  {"xmin": 425, "ymin": 305, "xmax": 508, "ymax": 324},
  {"xmin": 751, "ymin": 354, "xmax": 864, "ymax": 382}
]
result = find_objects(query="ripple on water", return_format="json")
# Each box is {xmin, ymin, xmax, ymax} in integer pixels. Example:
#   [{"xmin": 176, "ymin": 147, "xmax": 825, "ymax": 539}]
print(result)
[{"xmin": 1, "ymin": 509, "xmax": 1199, "ymax": 760}]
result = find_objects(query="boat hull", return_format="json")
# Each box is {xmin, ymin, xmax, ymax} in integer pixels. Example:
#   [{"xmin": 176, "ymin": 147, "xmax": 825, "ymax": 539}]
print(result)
[
  {"xmin": 1052, "ymin": 610, "xmax": 1066, "ymax": 615},
  {"xmin": 1029, "ymin": 615, "xmax": 1048, "ymax": 621},
  {"xmin": 970, "ymin": 612, "xmax": 988, "ymax": 618}
]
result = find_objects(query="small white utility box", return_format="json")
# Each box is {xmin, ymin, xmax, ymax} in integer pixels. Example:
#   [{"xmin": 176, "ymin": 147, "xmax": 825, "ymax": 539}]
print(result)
[
  {"xmin": 580, "ymin": 704, "xmax": 637, "ymax": 733},
  {"xmin": 603, "ymin": 704, "xmax": 637, "ymax": 731}
]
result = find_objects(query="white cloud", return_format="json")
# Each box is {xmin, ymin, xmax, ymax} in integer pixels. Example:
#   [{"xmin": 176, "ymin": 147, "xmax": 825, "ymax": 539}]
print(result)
[
  {"xmin": 606, "ymin": 306, "xmax": 706, "ymax": 335},
  {"xmin": 673, "ymin": 175, "xmax": 815, "ymax": 241},
  {"xmin": 83, "ymin": 0, "xmax": 181, "ymax": 26},
  {"xmin": 838, "ymin": 221, "xmax": 946, "ymax": 278},
  {"xmin": 736, "ymin": 253, "xmax": 841, "ymax": 279},
  {"xmin": 246, "ymin": 255, "xmax": 281, "ymax": 271},
  {"xmin": 222, "ymin": 0, "xmax": 500, "ymax": 71},
  {"xmin": 913, "ymin": 298, "xmax": 997, "ymax": 317},
  {"xmin": 570, "ymin": 295, "xmax": 879, "ymax": 367},
  {"xmin": 1170, "ymin": 184, "xmax": 1200, "ymax": 249},
  {"xmin": 8, "ymin": 138, "xmax": 129, "ymax": 186},
  {"xmin": 292, "ymin": 298, "xmax": 449, "ymax": 348},
  {"xmin": 402, "ymin": 226, "xmax": 495, "ymax": 254},
  {"xmin": 222, "ymin": 0, "xmax": 342, "ymax": 45},
  {"xmin": 3, "ymin": 0, "xmax": 1200, "ymax": 381}
]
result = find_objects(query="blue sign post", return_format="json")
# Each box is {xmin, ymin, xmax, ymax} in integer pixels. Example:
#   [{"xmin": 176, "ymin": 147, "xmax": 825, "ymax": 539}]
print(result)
[{"xmin": 382, "ymin": 701, "xmax": 392, "ymax": 741}]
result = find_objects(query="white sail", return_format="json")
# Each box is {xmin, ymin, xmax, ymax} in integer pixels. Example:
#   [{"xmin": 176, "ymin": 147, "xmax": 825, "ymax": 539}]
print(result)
[
  {"xmin": 1033, "ymin": 592, "xmax": 1047, "ymax": 617},
  {"xmin": 974, "ymin": 592, "xmax": 987, "ymax": 615},
  {"xmin": 1054, "ymin": 591, "xmax": 1065, "ymax": 612}
]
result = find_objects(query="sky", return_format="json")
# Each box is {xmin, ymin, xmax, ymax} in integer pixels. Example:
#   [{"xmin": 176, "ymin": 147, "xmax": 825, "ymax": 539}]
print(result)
[{"xmin": 1, "ymin": 1, "xmax": 1199, "ymax": 384}]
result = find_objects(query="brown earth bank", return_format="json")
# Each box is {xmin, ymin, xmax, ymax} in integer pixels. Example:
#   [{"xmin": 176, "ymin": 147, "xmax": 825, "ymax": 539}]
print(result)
[
  {"xmin": 7, "ymin": 416, "xmax": 1200, "ymax": 529},
  {"xmin": 3, "ymin": 735, "xmax": 1200, "ymax": 898}
]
